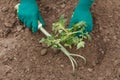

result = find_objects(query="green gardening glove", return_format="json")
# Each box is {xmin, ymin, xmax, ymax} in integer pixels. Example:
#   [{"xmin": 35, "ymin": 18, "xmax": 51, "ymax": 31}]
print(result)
[
  {"xmin": 17, "ymin": 0, "xmax": 45, "ymax": 32},
  {"xmin": 69, "ymin": 0, "xmax": 94, "ymax": 33}
]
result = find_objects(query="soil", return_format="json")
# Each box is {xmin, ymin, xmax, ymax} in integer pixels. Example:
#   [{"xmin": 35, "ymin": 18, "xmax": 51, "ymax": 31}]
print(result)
[{"xmin": 0, "ymin": 0, "xmax": 120, "ymax": 80}]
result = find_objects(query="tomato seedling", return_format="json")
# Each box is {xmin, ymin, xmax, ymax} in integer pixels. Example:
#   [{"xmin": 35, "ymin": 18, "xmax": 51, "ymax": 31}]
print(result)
[
  {"xmin": 39, "ymin": 15, "xmax": 92, "ymax": 71},
  {"xmin": 15, "ymin": 4, "xmax": 91, "ymax": 72}
]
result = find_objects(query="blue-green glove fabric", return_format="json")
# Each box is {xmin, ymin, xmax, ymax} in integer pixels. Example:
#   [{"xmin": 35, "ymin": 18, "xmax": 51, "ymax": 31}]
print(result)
[
  {"xmin": 18, "ymin": 0, "xmax": 45, "ymax": 32},
  {"xmin": 69, "ymin": 0, "xmax": 94, "ymax": 32}
]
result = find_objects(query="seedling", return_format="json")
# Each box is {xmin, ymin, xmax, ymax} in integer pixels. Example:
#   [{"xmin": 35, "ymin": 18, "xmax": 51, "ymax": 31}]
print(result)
[
  {"xmin": 40, "ymin": 15, "xmax": 91, "ymax": 49},
  {"xmin": 15, "ymin": 4, "xmax": 91, "ymax": 72},
  {"xmin": 39, "ymin": 15, "xmax": 92, "ymax": 71}
]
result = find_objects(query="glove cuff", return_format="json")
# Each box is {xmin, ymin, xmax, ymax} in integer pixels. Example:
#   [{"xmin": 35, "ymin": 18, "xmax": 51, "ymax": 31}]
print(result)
[
  {"xmin": 20, "ymin": 0, "xmax": 36, "ymax": 3},
  {"xmin": 77, "ymin": 0, "xmax": 94, "ymax": 10}
]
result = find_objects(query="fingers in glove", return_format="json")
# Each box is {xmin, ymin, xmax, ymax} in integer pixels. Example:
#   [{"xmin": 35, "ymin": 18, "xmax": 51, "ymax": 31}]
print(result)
[
  {"xmin": 25, "ymin": 19, "xmax": 32, "ymax": 29},
  {"xmin": 18, "ymin": 14, "xmax": 24, "ymax": 23},
  {"xmin": 38, "ymin": 12, "xmax": 45, "ymax": 27},
  {"xmin": 32, "ymin": 18, "xmax": 38, "ymax": 33}
]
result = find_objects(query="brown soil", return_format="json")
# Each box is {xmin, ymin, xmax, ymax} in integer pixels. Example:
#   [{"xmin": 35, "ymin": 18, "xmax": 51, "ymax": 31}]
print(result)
[{"xmin": 0, "ymin": 0, "xmax": 120, "ymax": 80}]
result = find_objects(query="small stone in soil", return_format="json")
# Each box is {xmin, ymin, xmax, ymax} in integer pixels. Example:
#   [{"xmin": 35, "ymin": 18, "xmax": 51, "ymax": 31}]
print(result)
[
  {"xmin": 60, "ymin": 64, "xmax": 64, "ymax": 68},
  {"xmin": 10, "ymin": 18, "xmax": 16, "ymax": 24},
  {"xmin": 4, "ymin": 22, "xmax": 13, "ymax": 28},
  {"xmin": 113, "ymin": 36, "xmax": 117, "ymax": 40},
  {"xmin": 31, "ymin": 38, "xmax": 35, "ymax": 41},
  {"xmin": 1, "ymin": 7, "xmax": 8, "ymax": 12},
  {"xmin": 114, "ymin": 60, "xmax": 120, "ymax": 66},
  {"xmin": 60, "ymin": 4, "xmax": 65, "ymax": 8},
  {"xmin": 88, "ymin": 68, "xmax": 93, "ymax": 72},
  {"xmin": 41, "ymin": 43, "xmax": 48, "ymax": 48},
  {"xmin": 17, "ymin": 25, "xmax": 23, "ymax": 32},
  {"xmin": 4, "ymin": 28, "xmax": 11, "ymax": 37},
  {"xmin": 40, "ymin": 49, "xmax": 48, "ymax": 56},
  {"xmin": 99, "ymin": 48, "xmax": 105, "ymax": 54}
]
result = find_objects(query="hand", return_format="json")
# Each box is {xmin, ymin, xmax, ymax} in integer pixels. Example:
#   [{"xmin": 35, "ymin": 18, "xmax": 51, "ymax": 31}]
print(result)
[
  {"xmin": 17, "ymin": 0, "xmax": 45, "ymax": 32},
  {"xmin": 69, "ymin": 0, "xmax": 94, "ymax": 32}
]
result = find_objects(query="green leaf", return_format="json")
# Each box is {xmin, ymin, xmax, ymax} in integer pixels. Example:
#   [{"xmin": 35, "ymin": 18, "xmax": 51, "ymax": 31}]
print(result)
[
  {"xmin": 64, "ymin": 44, "xmax": 72, "ymax": 48},
  {"xmin": 39, "ymin": 38, "xmax": 45, "ymax": 43},
  {"xmin": 77, "ymin": 41, "xmax": 85, "ymax": 49},
  {"xmin": 73, "ymin": 37, "xmax": 79, "ymax": 44},
  {"xmin": 60, "ymin": 14, "xmax": 65, "ymax": 20},
  {"xmin": 87, "ymin": 34, "xmax": 92, "ymax": 40},
  {"xmin": 58, "ymin": 30, "xmax": 63, "ymax": 33},
  {"xmin": 52, "ymin": 44, "xmax": 58, "ymax": 48}
]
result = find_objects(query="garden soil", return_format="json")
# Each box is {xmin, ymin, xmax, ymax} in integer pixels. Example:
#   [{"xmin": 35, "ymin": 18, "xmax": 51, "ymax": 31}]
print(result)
[{"xmin": 0, "ymin": 0, "xmax": 120, "ymax": 80}]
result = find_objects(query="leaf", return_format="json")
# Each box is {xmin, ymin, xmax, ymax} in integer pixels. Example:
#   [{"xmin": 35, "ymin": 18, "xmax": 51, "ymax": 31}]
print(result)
[
  {"xmin": 58, "ymin": 30, "xmax": 63, "ymax": 33},
  {"xmin": 73, "ymin": 37, "xmax": 79, "ymax": 44},
  {"xmin": 87, "ymin": 34, "xmax": 92, "ymax": 40},
  {"xmin": 77, "ymin": 41, "xmax": 85, "ymax": 49},
  {"xmin": 60, "ymin": 14, "xmax": 65, "ymax": 20},
  {"xmin": 72, "ymin": 21, "xmax": 86, "ymax": 31},
  {"xmin": 64, "ymin": 44, "xmax": 72, "ymax": 48},
  {"xmin": 39, "ymin": 38, "xmax": 45, "ymax": 43},
  {"xmin": 52, "ymin": 44, "xmax": 58, "ymax": 48},
  {"xmin": 60, "ymin": 35, "xmax": 67, "ymax": 41}
]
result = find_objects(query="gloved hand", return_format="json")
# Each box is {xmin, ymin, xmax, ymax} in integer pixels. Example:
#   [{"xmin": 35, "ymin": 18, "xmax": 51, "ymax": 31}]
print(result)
[
  {"xmin": 69, "ymin": 0, "xmax": 94, "ymax": 32},
  {"xmin": 17, "ymin": 0, "xmax": 45, "ymax": 32}
]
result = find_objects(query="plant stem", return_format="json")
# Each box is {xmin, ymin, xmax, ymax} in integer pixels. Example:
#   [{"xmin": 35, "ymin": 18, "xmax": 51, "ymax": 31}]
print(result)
[
  {"xmin": 67, "ymin": 31, "xmax": 81, "ymax": 36},
  {"xmin": 59, "ymin": 24, "xmax": 68, "ymax": 33}
]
